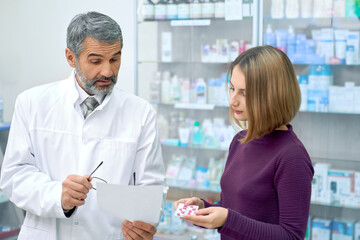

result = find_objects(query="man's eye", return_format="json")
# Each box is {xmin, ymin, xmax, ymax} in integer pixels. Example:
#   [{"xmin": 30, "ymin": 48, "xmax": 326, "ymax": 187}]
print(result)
[
  {"xmin": 90, "ymin": 60, "xmax": 100, "ymax": 64},
  {"xmin": 110, "ymin": 58, "xmax": 118, "ymax": 62}
]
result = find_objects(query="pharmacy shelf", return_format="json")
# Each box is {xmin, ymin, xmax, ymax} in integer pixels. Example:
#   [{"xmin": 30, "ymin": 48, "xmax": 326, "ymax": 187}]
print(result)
[
  {"xmin": 0, "ymin": 123, "xmax": 10, "ymax": 131},
  {"xmin": 299, "ymin": 110, "xmax": 360, "ymax": 115},
  {"xmin": 140, "ymin": 17, "xmax": 252, "ymax": 24},
  {"xmin": 311, "ymin": 201, "xmax": 360, "ymax": 210},
  {"xmin": 137, "ymin": 60, "xmax": 230, "ymax": 64},
  {"xmin": 167, "ymin": 181, "xmax": 221, "ymax": 193},
  {"xmin": 161, "ymin": 142, "xmax": 228, "ymax": 152},
  {"xmin": 158, "ymin": 103, "xmax": 229, "ymax": 109}
]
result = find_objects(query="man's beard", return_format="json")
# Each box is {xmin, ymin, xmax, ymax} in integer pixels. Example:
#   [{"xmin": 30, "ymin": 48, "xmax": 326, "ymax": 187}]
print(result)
[{"xmin": 75, "ymin": 62, "xmax": 117, "ymax": 95}]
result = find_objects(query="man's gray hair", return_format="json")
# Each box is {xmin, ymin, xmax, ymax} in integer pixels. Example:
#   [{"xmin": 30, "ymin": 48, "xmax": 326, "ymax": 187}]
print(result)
[{"xmin": 67, "ymin": 11, "xmax": 123, "ymax": 57}]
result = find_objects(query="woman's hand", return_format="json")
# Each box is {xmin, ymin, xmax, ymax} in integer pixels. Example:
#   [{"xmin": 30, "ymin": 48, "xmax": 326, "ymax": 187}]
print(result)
[
  {"xmin": 174, "ymin": 197, "xmax": 205, "ymax": 210},
  {"xmin": 181, "ymin": 207, "xmax": 228, "ymax": 229}
]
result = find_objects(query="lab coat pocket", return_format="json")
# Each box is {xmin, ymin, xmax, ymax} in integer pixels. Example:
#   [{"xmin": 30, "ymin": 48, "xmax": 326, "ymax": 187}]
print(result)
[
  {"xmin": 106, "ymin": 231, "xmax": 126, "ymax": 240},
  {"xmin": 96, "ymin": 139, "xmax": 137, "ymax": 185},
  {"xmin": 18, "ymin": 225, "xmax": 51, "ymax": 240}
]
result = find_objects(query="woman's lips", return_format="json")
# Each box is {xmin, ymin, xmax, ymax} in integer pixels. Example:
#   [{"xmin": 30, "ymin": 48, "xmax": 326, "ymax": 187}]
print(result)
[{"xmin": 233, "ymin": 109, "xmax": 242, "ymax": 114}]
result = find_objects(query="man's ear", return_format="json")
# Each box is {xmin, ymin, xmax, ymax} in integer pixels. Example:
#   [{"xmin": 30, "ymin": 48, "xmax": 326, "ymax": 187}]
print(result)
[{"xmin": 65, "ymin": 48, "xmax": 76, "ymax": 68}]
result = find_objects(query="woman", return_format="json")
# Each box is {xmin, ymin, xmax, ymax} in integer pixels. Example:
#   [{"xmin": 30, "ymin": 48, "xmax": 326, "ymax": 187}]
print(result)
[{"xmin": 175, "ymin": 46, "xmax": 314, "ymax": 240}]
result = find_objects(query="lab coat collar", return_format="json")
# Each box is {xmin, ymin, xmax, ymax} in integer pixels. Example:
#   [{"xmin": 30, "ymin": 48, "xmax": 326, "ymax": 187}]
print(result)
[{"xmin": 67, "ymin": 70, "xmax": 113, "ymax": 112}]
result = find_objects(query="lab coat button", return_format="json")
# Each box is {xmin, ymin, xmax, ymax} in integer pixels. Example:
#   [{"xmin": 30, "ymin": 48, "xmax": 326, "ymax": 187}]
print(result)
[{"xmin": 75, "ymin": 221, "xmax": 79, "ymax": 225}]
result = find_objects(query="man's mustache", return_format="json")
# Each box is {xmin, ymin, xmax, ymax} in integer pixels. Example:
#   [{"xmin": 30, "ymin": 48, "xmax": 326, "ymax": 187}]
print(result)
[{"xmin": 92, "ymin": 76, "xmax": 117, "ymax": 84}]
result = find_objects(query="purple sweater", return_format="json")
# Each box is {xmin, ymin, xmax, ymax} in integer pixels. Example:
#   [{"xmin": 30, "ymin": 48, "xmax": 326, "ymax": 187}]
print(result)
[{"xmin": 204, "ymin": 125, "xmax": 314, "ymax": 240}]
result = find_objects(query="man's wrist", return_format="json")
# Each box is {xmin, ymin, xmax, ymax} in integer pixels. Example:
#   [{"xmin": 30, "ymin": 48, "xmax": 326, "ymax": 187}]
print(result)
[{"xmin": 63, "ymin": 207, "xmax": 76, "ymax": 217}]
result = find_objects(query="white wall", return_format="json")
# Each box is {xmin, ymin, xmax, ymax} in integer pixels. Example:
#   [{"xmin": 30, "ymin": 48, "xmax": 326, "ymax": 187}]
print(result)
[{"xmin": 0, "ymin": 0, "xmax": 137, "ymax": 122}]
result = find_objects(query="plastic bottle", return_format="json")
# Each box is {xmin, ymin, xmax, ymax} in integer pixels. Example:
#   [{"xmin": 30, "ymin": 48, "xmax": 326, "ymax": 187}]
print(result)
[
  {"xmin": 178, "ymin": 112, "xmax": 191, "ymax": 147},
  {"xmin": 161, "ymin": 71, "xmax": 171, "ymax": 103},
  {"xmin": 202, "ymin": 119, "xmax": 215, "ymax": 148},
  {"xmin": 264, "ymin": 24, "xmax": 276, "ymax": 47},
  {"xmin": 154, "ymin": 0, "xmax": 167, "ymax": 20},
  {"xmin": 214, "ymin": 0, "xmax": 225, "ymax": 18},
  {"xmin": 307, "ymin": 65, "xmax": 321, "ymax": 112},
  {"xmin": 157, "ymin": 114, "xmax": 169, "ymax": 139},
  {"xmin": 201, "ymin": 0, "xmax": 215, "ymax": 18},
  {"xmin": 190, "ymin": 0, "xmax": 202, "ymax": 19},
  {"xmin": 298, "ymin": 75, "xmax": 308, "ymax": 111},
  {"xmin": 318, "ymin": 65, "xmax": 332, "ymax": 112},
  {"xmin": 142, "ymin": 0, "xmax": 155, "ymax": 20},
  {"xmin": 285, "ymin": 0, "xmax": 299, "ymax": 18},
  {"xmin": 150, "ymin": 71, "xmax": 161, "ymax": 104},
  {"xmin": 180, "ymin": 77, "xmax": 190, "ymax": 103},
  {"xmin": 271, "ymin": 0, "xmax": 285, "ymax": 19},
  {"xmin": 190, "ymin": 78, "xmax": 199, "ymax": 103},
  {"xmin": 170, "ymin": 74, "xmax": 181, "ymax": 102},
  {"xmin": 192, "ymin": 121, "xmax": 203, "ymax": 146},
  {"xmin": 287, "ymin": 25, "xmax": 296, "ymax": 58},
  {"xmin": 196, "ymin": 78, "xmax": 207, "ymax": 104},
  {"xmin": 167, "ymin": 0, "xmax": 178, "ymax": 20},
  {"xmin": 169, "ymin": 111, "xmax": 179, "ymax": 138},
  {"xmin": 177, "ymin": 0, "xmax": 190, "ymax": 19},
  {"xmin": 0, "ymin": 94, "xmax": 4, "ymax": 124}
]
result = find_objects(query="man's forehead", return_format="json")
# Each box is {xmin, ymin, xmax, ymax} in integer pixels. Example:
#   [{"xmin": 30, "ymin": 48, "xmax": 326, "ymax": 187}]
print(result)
[{"xmin": 80, "ymin": 37, "xmax": 121, "ymax": 57}]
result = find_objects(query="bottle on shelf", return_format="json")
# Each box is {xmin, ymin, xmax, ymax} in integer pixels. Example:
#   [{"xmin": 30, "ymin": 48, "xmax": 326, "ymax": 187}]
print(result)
[
  {"xmin": 154, "ymin": 0, "xmax": 167, "ymax": 20},
  {"xmin": 149, "ymin": 71, "xmax": 162, "ymax": 104},
  {"xmin": 190, "ymin": 0, "xmax": 202, "ymax": 19},
  {"xmin": 214, "ymin": 0, "xmax": 225, "ymax": 18},
  {"xmin": 180, "ymin": 77, "xmax": 191, "ymax": 103},
  {"xmin": 142, "ymin": 0, "xmax": 155, "ymax": 20},
  {"xmin": 271, "ymin": 0, "xmax": 285, "ymax": 19},
  {"xmin": 201, "ymin": 0, "xmax": 215, "ymax": 18},
  {"xmin": 178, "ymin": 112, "xmax": 191, "ymax": 147},
  {"xmin": 169, "ymin": 111, "xmax": 179, "ymax": 139},
  {"xmin": 300, "ymin": 0, "xmax": 313, "ymax": 18},
  {"xmin": 170, "ymin": 74, "xmax": 181, "ymax": 103},
  {"xmin": 285, "ymin": 0, "xmax": 299, "ymax": 18},
  {"xmin": 157, "ymin": 114, "xmax": 169, "ymax": 140},
  {"xmin": 191, "ymin": 121, "xmax": 203, "ymax": 147},
  {"xmin": 195, "ymin": 78, "xmax": 207, "ymax": 104},
  {"xmin": 167, "ymin": 0, "xmax": 178, "ymax": 20},
  {"xmin": 287, "ymin": 25, "xmax": 296, "ymax": 58},
  {"xmin": 264, "ymin": 24, "xmax": 276, "ymax": 47},
  {"xmin": 177, "ymin": 0, "xmax": 190, "ymax": 19},
  {"xmin": 202, "ymin": 119, "xmax": 216, "ymax": 148},
  {"xmin": 161, "ymin": 71, "xmax": 171, "ymax": 103}
]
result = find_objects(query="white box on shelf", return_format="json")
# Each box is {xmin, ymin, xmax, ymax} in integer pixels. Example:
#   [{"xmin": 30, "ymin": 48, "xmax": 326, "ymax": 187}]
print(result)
[
  {"xmin": 355, "ymin": 221, "xmax": 360, "ymax": 240},
  {"xmin": 312, "ymin": 218, "xmax": 332, "ymax": 240},
  {"xmin": 312, "ymin": 163, "xmax": 331, "ymax": 204},
  {"xmin": 332, "ymin": 219, "xmax": 354, "ymax": 240},
  {"xmin": 161, "ymin": 32, "xmax": 172, "ymax": 62},
  {"xmin": 327, "ymin": 169, "xmax": 355, "ymax": 206}
]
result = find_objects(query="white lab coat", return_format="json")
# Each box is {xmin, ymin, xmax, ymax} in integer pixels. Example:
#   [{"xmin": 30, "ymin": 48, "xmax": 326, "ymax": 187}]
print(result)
[{"xmin": 0, "ymin": 72, "xmax": 166, "ymax": 240}]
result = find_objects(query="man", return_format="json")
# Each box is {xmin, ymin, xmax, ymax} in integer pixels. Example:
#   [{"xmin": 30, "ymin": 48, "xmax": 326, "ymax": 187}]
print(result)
[{"xmin": 0, "ymin": 11, "xmax": 165, "ymax": 240}]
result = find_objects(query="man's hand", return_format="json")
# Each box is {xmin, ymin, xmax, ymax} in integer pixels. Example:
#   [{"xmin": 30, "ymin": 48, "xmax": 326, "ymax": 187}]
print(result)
[
  {"xmin": 121, "ymin": 220, "xmax": 157, "ymax": 240},
  {"xmin": 181, "ymin": 207, "xmax": 228, "ymax": 229},
  {"xmin": 61, "ymin": 175, "xmax": 93, "ymax": 210}
]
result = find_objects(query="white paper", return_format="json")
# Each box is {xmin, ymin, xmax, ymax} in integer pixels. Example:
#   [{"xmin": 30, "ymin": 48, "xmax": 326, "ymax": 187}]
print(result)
[{"xmin": 97, "ymin": 183, "xmax": 164, "ymax": 225}]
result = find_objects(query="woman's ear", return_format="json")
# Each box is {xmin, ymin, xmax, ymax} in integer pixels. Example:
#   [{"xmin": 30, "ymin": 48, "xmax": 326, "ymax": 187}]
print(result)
[{"xmin": 65, "ymin": 48, "xmax": 76, "ymax": 68}]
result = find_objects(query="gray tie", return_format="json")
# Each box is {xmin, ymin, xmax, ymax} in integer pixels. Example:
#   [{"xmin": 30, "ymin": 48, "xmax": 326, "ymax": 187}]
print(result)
[{"xmin": 82, "ymin": 97, "xmax": 99, "ymax": 119}]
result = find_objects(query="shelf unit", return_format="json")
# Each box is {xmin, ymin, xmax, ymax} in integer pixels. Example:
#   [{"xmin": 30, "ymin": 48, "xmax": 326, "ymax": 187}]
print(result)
[{"xmin": 0, "ymin": 123, "xmax": 24, "ymax": 240}]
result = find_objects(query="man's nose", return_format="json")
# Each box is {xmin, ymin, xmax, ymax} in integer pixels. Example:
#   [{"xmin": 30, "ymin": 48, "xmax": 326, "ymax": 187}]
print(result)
[{"xmin": 100, "ymin": 63, "xmax": 113, "ymax": 77}]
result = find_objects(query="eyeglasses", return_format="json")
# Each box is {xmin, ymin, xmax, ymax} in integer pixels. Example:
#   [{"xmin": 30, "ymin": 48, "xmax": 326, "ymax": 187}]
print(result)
[{"xmin": 88, "ymin": 161, "xmax": 107, "ymax": 190}]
